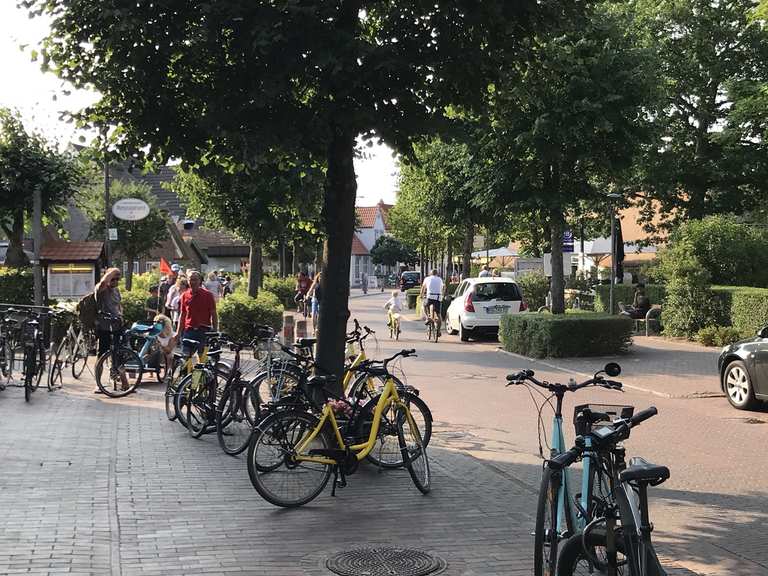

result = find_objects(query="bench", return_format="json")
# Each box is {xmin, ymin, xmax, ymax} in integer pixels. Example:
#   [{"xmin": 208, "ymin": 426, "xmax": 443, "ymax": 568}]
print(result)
[{"xmin": 636, "ymin": 305, "xmax": 662, "ymax": 336}]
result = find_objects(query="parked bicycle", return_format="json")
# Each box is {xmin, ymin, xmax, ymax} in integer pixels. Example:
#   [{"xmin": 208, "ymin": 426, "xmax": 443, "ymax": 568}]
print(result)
[
  {"xmin": 48, "ymin": 317, "xmax": 94, "ymax": 390},
  {"xmin": 552, "ymin": 407, "xmax": 666, "ymax": 576},
  {"xmin": 506, "ymin": 363, "xmax": 624, "ymax": 576}
]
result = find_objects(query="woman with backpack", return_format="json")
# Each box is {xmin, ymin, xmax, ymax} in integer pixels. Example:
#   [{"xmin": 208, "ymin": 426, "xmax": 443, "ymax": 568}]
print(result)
[{"xmin": 94, "ymin": 267, "xmax": 128, "ymax": 393}]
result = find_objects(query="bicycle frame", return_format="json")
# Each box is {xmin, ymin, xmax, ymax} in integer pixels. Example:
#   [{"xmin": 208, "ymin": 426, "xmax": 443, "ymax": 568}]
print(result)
[
  {"xmin": 613, "ymin": 481, "xmax": 667, "ymax": 576},
  {"xmin": 294, "ymin": 375, "xmax": 409, "ymax": 465}
]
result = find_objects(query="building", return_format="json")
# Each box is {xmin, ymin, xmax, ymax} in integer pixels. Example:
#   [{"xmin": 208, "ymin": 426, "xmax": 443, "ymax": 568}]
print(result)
[{"xmin": 351, "ymin": 200, "xmax": 392, "ymax": 287}]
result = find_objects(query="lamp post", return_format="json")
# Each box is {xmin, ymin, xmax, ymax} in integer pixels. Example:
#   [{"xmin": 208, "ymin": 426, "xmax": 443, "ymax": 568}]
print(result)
[{"xmin": 607, "ymin": 193, "xmax": 622, "ymax": 314}]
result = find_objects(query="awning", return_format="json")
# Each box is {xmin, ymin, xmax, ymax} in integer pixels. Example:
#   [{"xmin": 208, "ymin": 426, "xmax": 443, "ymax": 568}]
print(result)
[{"xmin": 600, "ymin": 252, "xmax": 658, "ymax": 268}]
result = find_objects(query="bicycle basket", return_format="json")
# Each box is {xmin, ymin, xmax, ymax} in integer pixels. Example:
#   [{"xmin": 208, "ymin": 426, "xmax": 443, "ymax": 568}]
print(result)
[{"xmin": 573, "ymin": 404, "xmax": 634, "ymax": 436}]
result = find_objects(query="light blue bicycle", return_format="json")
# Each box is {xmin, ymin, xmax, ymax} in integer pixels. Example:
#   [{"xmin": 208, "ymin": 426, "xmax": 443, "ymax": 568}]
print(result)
[{"xmin": 506, "ymin": 363, "xmax": 627, "ymax": 576}]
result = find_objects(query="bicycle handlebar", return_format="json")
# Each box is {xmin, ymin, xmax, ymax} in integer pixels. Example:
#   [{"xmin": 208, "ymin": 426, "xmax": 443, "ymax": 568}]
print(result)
[{"xmin": 506, "ymin": 369, "xmax": 622, "ymax": 392}]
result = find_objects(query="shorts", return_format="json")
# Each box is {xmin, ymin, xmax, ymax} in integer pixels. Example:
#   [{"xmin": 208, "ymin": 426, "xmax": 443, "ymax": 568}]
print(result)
[{"xmin": 426, "ymin": 298, "xmax": 441, "ymax": 317}]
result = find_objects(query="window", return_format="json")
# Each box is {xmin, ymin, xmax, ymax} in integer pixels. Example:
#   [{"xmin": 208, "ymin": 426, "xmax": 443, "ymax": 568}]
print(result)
[
  {"xmin": 145, "ymin": 261, "xmax": 159, "ymax": 273},
  {"xmin": 456, "ymin": 281, "xmax": 468, "ymax": 297},
  {"xmin": 354, "ymin": 256, "xmax": 360, "ymax": 279},
  {"xmin": 472, "ymin": 282, "xmax": 522, "ymax": 302},
  {"xmin": 122, "ymin": 261, "xmax": 128, "ymax": 276},
  {"xmin": 133, "ymin": 261, "xmax": 140, "ymax": 274}
]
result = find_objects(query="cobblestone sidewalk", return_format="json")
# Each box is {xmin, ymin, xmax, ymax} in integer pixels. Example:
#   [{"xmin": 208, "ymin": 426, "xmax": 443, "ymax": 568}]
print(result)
[{"xmin": 0, "ymin": 378, "xmax": 700, "ymax": 576}]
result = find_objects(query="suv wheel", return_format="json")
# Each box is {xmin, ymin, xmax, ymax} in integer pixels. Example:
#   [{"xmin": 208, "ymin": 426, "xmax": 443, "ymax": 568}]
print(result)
[{"xmin": 724, "ymin": 360, "xmax": 759, "ymax": 410}]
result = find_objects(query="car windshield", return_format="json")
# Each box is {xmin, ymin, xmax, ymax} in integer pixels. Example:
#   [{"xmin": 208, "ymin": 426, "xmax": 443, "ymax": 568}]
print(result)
[{"xmin": 472, "ymin": 282, "xmax": 521, "ymax": 302}]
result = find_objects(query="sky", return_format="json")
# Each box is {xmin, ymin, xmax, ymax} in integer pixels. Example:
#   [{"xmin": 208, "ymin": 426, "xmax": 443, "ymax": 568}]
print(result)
[{"xmin": 0, "ymin": 4, "xmax": 399, "ymax": 207}]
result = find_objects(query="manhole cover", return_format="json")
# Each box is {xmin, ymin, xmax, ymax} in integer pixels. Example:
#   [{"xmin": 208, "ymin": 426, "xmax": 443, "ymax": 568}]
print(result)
[{"xmin": 326, "ymin": 547, "xmax": 447, "ymax": 576}]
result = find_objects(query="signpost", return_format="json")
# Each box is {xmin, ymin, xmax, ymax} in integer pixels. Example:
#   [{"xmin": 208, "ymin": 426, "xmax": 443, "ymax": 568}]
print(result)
[{"xmin": 112, "ymin": 198, "xmax": 151, "ymax": 221}]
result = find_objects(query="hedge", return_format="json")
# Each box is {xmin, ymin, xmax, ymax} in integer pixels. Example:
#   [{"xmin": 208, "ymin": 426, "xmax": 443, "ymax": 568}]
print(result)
[
  {"xmin": 218, "ymin": 292, "xmax": 284, "ymax": 343},
  {"xmin": 0, "ymin": 268, "xmax": 34, "ymax": 305},
  {"xmin": 594, "ymin": 284, "xmax": 666, "ymax": 314},
  {"xmin": 712, "ymin": 286, "xmax": 768, "ymax": 336},
  {"xmin": 121, "ymin": 290, "xmax": 151, "ymax": 327},
  {"xmin": 263, "ymin": 276, "xmax": 296, "ymax": 309},
  {"xmin": 499, "ymin": 312, "xmax": 633, "ymax": 358}
]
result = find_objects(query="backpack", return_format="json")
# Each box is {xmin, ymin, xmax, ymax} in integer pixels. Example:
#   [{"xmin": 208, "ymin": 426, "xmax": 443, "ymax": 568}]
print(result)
[{"xmin": 77, "ymin": 291, "xmax": 98, "ymax": 330}]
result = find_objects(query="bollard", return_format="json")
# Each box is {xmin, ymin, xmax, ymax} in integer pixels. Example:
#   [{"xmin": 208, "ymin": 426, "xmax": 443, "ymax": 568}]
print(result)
[
  {"xmin": 282, "ymin": 313, "xmax": 295, "ymax": 345},
  {"xmin": 295, "ymin": 318, "xmax": 308, "ymax": 340}
]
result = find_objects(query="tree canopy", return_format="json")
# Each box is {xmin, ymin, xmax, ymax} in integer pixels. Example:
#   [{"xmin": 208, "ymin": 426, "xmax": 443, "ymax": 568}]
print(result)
[{"xmin": 0, "ymin": 108, "xmax": 82, "ymax": 267}]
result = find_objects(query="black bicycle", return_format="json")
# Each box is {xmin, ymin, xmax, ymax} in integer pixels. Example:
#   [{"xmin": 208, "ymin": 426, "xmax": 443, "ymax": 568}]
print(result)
[
  {"xmin": 20, "ymin": 310, "xmax": 48, "ymax": 402},
  {"xmin": 94, "ymin": 313, "xmax": 143, "ymax": 397}
]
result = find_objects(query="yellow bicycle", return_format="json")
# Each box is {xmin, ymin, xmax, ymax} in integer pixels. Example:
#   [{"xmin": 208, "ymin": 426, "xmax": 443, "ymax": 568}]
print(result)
[{"xmin": 247, "ymin": 349, "xmax": 430, "ymax": 507}]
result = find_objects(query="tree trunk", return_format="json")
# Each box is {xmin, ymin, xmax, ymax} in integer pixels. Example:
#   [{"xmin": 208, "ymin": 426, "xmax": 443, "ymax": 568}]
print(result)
[
  {"xmin": 549, "ymin": 208, "xmax": 565, "ymax": 314},
  {"xmin": 462, "ymin": 221, "xmax": 474, "ymax": 279},
  {"xmin": 278, "ymin": 237, "xmax": 286, "ymax": 278},
  {"xmin": 315, "ymin": 126, "xmax": 356, "ymax": 392},
  {"xmin": 247, "ymin": 240, "xmax": 262, "ymax": 298},
  {"xmin": 447, "ymin": 240, "xmax": 453, "ymax": 279},
  {"xmin": 125, "ymin": 254, "xmax": 134, "ymax": 291},
  {"xmin": 420, "ymin": 245, "xmax": 425, "ymax": 277},
  {"xmin": 5, "ymin": 209, "xmax": 29, "ymax": 268},
  {"xmin": 292, "ymin": 243, "xmax": 298, "ymax": 275}
]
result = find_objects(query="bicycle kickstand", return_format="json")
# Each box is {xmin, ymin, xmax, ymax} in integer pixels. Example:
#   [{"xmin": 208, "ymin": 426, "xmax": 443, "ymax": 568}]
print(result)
[{"xmin": 330, "ymin": 465, "xmax": 347, "ymax": 497}]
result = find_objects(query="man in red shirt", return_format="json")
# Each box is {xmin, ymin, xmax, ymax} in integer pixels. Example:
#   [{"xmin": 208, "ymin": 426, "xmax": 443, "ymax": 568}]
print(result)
[{"xmin": 175, "ymin": 270, "xmax": 218, "ymax": 355}]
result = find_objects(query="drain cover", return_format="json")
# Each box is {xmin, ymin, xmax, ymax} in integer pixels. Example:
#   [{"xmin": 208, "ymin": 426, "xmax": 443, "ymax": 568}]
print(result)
[{"xmin": 326, "ymin": 546, "xmax": 447, "ymax": 576}]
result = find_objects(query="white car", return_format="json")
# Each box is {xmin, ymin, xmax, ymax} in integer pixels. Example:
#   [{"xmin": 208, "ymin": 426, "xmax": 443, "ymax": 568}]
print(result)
[{"xmin": 445, "ymin": 278, "xmax": 527, "ymax": 341}]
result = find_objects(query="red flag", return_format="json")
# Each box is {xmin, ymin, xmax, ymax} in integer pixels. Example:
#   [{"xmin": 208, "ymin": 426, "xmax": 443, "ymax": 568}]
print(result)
[{"xmin": 159, "ymin": 257, "xmax": 172, "ymax": 275}]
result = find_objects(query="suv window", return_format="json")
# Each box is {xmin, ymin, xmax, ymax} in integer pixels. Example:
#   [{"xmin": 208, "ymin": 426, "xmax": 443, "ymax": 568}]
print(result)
[
  {"xmin": 402, "ymin": 272, "xmax": 420, "ymax": 282},
  {"xmin": 472, "ymin": 282, "xmax": 521, "ymax": 302}
]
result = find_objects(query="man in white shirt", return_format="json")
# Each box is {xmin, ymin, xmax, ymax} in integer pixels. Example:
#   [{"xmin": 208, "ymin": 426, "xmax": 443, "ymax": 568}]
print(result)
[
  {"xmin": 478, "ymin": 265, "xmax": 491, "ymax": 277},
  {"xmin": 420, "ymin": 269, "xmax": 444, "ymax": 333}
]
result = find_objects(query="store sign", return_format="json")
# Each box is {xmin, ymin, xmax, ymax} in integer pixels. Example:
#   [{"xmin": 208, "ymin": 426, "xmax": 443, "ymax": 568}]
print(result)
[
  {"xmin": 112, "ymin": 198, "xmax": 150, "ymax": 221},
  {"xmin": 562, "ymin": 230, "xmax": 574, "ymax": 253}
]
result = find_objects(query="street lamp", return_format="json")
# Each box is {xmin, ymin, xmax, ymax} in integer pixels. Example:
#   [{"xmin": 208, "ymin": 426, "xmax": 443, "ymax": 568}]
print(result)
[{"xmin": 607, "ymin": 193, "xmax": 622, "ymax": 315}]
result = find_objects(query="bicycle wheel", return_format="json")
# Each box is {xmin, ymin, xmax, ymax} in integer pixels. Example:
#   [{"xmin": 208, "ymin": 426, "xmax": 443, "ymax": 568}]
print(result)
[
  {"xmin": 185, "ymin": 370, "xmax": 214, "ymax": 438},
  {"xmin": 95, "ymin": 347, "xmax": 143, "ymax": 398},
  {"xmin": 426, "ymin": 322, "xmax": 433, "ymax": 342},
  {"xmin": 534, "ymin": 466, "xmax": 563, "ymax": 576},
  {"xmin": 48, "ymin": 338, "xmax": 67, "ymax": 390},
  {"xmin": 357, "ymin": 391, "xmax": 432, "ymax": 469},
  {"xmin": 251, "ymin": 366, "xmax": 302, "ymax": 405},
  {"xmin": 71, "ymin": 333, "xmax": 90, "ymax": 379},
  {"xmin": 217, "ymin": 382, "xmax": 257, "ymax": 455},
  {"xmin": 556, "ymin": 528, "xmax": 627, "ymax": 576},
  {"xmin": 24, "ymin": 347, "xmax": 35, "ymax": 402},
  {"xmin": 397, "ymin": 404, "xmax": 431, "ymax": 494},
  {"xmin": 247, "ymin": 410, "xmax": 332, "ymax": 508}
]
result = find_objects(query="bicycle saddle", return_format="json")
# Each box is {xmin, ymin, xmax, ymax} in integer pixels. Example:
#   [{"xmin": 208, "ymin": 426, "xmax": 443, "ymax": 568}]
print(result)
[
  {"xmin": 296, "ymin": 337, "xmax": 317, "ymax": 348},
  {"xmin": 620, "ymin": 457, "xmax": 670, "ymax": 486}
]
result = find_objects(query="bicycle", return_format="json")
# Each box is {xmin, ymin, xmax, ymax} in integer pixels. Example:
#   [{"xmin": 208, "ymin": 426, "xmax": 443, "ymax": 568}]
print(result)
[
  {"xmin": 20, "ymin": 310, "xmax": 49, "ymax": 402},
  {"xmin": 93, "ymin": 313, "xmax": 143, "ymax": 397},
  {"xmin": 247, "ymin": 348, "xmax": 429, "ymax": 507},
  {"xmin": 48, "ymin": 317, "xmax": 94, "ymax": 390},
  {"xmin": 552, "ymin": 407, "xmax": 666, "ymax": 576},
  {"xmin": 506, "ymin": 363, "xmax": 624, "ymax": 576},
  {"xmin": 424, "ymin": 300, "xmax": 440, "ymax": 342}
]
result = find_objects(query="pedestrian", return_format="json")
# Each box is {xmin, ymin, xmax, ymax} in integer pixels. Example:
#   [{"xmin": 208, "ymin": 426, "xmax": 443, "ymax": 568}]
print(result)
[
  {"xmin": 145, "ymin": 284, "xmax": 161, "ymax": 320},
  {"xmin": 175, "ymin": 270, "xmax": 218, "ymax": 356},
  {"xmin": 94, "ymin": 267, "xmax": 127, "ymax": 392},
  {"xmin": 619, "ymin": 283, "xmax": 651, "ymax": 320},
  {"xmin": 158, "ymin": 264, "xmax": 180, "ymax": 314},
  {"xmin": 166, "ymin": 275, "xmax": 189, "ymax": 324},
  {"xmin": 223, "ymin": 274, "xmax": 234, "ymax": 296},
  {"xmin": 204, "ymin": 270, "xmax": 223, "ymax": 302},
  {"xmin": 478, "ymin": 265, "xmax": 491, "ymax": 278},
  {"xmin": 308, "ymin": 272, "xmax": 322, "ymax": 332},
  {"xmin": 361, "ymin": 272, "xmax": 368, "ymax": 295}
]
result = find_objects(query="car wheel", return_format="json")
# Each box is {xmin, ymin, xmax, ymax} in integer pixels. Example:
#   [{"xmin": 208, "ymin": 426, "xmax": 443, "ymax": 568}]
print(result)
[
  {"xmin": 723, "ymin": 360, "xmax": 759, "ymax": 410},
  {"xmin": 445, "ymin": 317, "xmax": 458, "ymax": 336},
  {"xmin": 459, "ymin": 322, "xmax": 471, "ymax": 342}
]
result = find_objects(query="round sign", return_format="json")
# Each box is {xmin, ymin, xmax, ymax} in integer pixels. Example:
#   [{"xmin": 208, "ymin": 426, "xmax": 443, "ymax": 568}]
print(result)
[{"xmin": 112, "ymin": 198, "xmax": 150, "ymax": 221}]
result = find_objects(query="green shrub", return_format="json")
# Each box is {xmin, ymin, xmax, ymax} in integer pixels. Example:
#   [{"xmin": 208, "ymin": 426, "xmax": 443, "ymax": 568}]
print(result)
[
  {"xmin": 696, "ymin": 325, "xmax": 746, "ymax": 347},
  {"xmin": 499, "ymin": 312, "xmax": 633, "ymax": 358},
  {"xmin": 517, "ymin": 270, "xmax": 550, "ymax": 310},
  {"xmin": 218, "ymin": 292, "xmax": 284, "ymax": 343},
  {"xmin": 0, "ymin": 268, "xmax": 34, "ymax": 305},
  {"xmin": 594, "ymin": 284, "xmax": 666, "ymax": 314},
  {"xmin": 121, "ymin": 290, "xmax": 150, "ymax": 326},
  {"xmin": 263, "ymin": 276, "xmax": 296, "ymax": 309},
  {"xmin": 119, "ymin": 271, "xmax": 161, "ymax": 293},
  {"xmin": 712, "ymin": 286, "xmax": 768, "ymax": 336}
]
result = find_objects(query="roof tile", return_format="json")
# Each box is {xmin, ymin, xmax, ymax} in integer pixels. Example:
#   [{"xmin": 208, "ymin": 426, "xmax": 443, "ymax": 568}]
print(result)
[{"xmin": 40, "ymin": 241, "xmax": 104, "ymax": 261}]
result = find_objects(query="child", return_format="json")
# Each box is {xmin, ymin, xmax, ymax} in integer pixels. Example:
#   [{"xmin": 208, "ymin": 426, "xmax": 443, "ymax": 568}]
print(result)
[
  {"xmin": 153, "ymin": 314, "xmax": 176, "ymax": 383},
  {"xmin": 384, "ymin": 290, "xmax": 403, "ymax": 328}
]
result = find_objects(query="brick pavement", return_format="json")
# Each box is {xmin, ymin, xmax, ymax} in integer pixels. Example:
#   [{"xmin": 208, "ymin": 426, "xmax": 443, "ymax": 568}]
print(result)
[{"xmin": 0, "ymin": 371, "xmax": 701, "ymax": 576}]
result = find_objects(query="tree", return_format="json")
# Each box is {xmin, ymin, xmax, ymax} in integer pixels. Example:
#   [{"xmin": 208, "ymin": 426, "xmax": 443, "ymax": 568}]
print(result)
[
  {"xmin": 28, "ymin": 0, "xmax": 570, "ymax": 384},
  {"xmin": 480, "ymin": 3, "xmax": 658, "ymax": 313},
  {"xmin": 0, "ymin": 108, "xmax": 81, "ymax": 267},
  {"xmin": 79, "ymin": 177, "xmax": 168, "ymax": 291},
  {"xmin": 170, "ymin": 162, "xmax": 324, "ymax": 297},
  {"xmin": 370, "ymin": 235, "xmax": 416, "ymax": 268},
  {"xmin": 633, "ymin": 0, "xmax": 768, "ymax": 227}
]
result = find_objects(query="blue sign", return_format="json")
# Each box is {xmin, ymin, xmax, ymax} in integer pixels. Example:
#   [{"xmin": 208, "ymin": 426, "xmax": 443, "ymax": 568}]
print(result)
[{"xmin": 562, "ymin": 230, "xmax": 574, "ymax": 253}]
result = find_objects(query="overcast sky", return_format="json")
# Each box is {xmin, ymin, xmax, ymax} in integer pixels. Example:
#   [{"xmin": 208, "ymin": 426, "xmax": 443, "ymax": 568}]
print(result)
[{"xmin": 0, "ymin": 4, "xmax": 399, "ymax": 207}]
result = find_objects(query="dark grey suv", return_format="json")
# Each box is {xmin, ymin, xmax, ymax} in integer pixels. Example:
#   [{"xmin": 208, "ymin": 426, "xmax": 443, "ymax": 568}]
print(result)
[
  {"xmin": 399, "ymin": 271, "xmax": 422, "ymax": 291},
  {"xmin": 718, "ymin": 326, "xmax": 768, "ymax": 410}
]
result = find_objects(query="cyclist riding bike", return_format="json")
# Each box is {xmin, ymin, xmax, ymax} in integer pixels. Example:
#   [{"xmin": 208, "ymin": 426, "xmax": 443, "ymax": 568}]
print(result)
[
  {"xmin": 420, "ymin": 269, "xmax": 443, "ymax": 336},
  {"xmin": 294, "ymin": 271, "xmax": 312, "ymax": 315}
]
